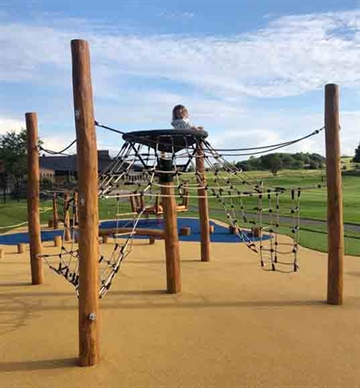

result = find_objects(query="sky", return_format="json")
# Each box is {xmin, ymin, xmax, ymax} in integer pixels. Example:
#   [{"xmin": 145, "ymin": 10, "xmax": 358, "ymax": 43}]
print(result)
[{"xmin": 0, "ymin": 0, "xmax": 359, "ymax": 160}]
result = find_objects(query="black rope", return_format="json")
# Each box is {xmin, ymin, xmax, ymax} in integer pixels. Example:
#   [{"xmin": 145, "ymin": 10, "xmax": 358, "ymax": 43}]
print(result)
[
  {"xmin": 96, "ymin": 120, "xmax": 325, "ymax": 157},
  {"xmin": 206, "ymin": 127, "xmax": 325, "ymax": 156},
  {"xmin": 205, "ymin": 142, "xmax": 307, "ymax": 157},
  {"xmin": 95, "ymin": 121, "xmax": 125, "ymax": 135},
  {"xmin": 38, "ymin": 139, "xmax": 77, "ymax": 156},
  {"xmin": 208, "ymin": 126, "xmax": 324, "ymax": 152}
]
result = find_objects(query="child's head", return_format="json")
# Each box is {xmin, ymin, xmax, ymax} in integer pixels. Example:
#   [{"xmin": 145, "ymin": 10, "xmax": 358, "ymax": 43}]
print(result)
[{"xmin": 172, "ymin": 105, "xmax": 188, "ymax": 120}]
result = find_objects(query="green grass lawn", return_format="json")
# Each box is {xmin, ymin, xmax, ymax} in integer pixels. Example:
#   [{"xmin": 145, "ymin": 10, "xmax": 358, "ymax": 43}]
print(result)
[
  {"xmin": 196, "ymin": 210, "xmax": 360, "ymax": 257},
  {"xmin": 191, "ymin": 169, "xmax": 360, "ymax": 225},
  {"xmin": 0, "ymin": 199, "xmax": 53, "ymax": 232},
  {"xmin": 1, "ymin": 170, "xmax": 359, "ymax": 256}
]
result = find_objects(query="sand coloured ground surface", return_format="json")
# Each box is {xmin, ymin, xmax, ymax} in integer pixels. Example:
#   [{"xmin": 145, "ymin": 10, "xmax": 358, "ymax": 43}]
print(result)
[{"xmin": 0, "ymin": 227, "xmax": 359, "ymax": 388}]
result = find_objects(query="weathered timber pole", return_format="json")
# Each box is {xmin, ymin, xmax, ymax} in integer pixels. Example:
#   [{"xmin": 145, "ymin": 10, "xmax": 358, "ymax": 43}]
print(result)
[
  {"xmin": 53, "ymin": 193, "xmax": 59, "ymax": 229},
  {"xmin": 74, "ymin": 191, "xmax": 79, "ymax": 225},
  {"xmin": 71, "ymin": 39, "xmax": 100, "ymax": 367},
  {"xmin": 196, "ymin": 142, "xmax": 210, "ymax": 262},
  {"xmin": 25, "ymin": 112, "xmax": 43, "ymax": 284},
  {"xmin": 159, "ymin": 157, "xmax": 181, "ymax": 293},
  {"xmin": 64, "ymin": 192, "xmax": 71, "ymax": 241},
  {"xmin": 325, "ymin": 83, "xmax": 344, "ymax": 305}
]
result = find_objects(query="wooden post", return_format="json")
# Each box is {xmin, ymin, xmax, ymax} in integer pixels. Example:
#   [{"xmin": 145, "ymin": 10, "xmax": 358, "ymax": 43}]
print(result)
[
  {"xmin": 17, "ymin": 243, "xmax": 26, "ymax": 254},
  {"xmin": 0, "ymin": 249, "xmax": 4, "ymax": 259},
  {"xmin": 179, "ymin": 226, "xmax": 191, "ymax": 236},
  {"xmin": 159, "ymin": 157, "xmax": 181, "ymax": 293},
  {"xmin": 251, "ymin": 227, "xmax": 261, "ymax": 238},
  {"xmin": 74, "ymin": 192, "xmax": 79, "ymax": 225},
  {"xmin": 325, "ymin": 84, "xmax": 344, "ymax": 305},
  {"xmin": 229, "ymin": 225, "xmax": 236, "ymax": 234},
  {"xmin": 53, "ymin": 193, "xmax": 59, "ymax": 229},
  {"xmin": 25, "ymin": 112, "xmax": 43, "ymax": 284},
  {"xmin": 71, "ymin": 39, "xmax": 100, "ymax": 367},
  {"xmin": 54, "ymin": 235, "xmax": 62, "ymax": 247},
  {"xmin": 64, "ymin": 192, "xmax": 71, "ymax": 241},
  {"xmin": 196, "ymin": 142, "xmax": 210, "ymax": 261}
]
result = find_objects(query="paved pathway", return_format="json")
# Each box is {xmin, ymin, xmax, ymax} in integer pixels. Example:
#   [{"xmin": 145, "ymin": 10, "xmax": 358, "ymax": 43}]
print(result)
[{"xmin": 188, "ymin": 206, "xmax": 360, "ymax": 233}]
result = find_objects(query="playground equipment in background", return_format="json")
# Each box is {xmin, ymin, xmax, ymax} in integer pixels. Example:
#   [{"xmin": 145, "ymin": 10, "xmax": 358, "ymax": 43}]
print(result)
[{"xmin": 129, "ymin": 183, "xmax": 189, "ymax": 215}]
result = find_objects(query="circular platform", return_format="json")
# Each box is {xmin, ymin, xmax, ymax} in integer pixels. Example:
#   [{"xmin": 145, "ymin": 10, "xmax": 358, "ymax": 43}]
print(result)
[{"xmin": 122, "ymin": 129, "xmax": 208, "ymax": 152}]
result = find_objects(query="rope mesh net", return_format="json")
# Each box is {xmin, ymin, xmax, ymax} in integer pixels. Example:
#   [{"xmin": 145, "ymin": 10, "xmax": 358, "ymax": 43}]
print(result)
[
  {"xmin": 37, "ymin": 125, "xmax": 325, "ymax": 297},
  {"xmin": 40, "ymin": 190, "xmax": 146, "ymax": 298}
]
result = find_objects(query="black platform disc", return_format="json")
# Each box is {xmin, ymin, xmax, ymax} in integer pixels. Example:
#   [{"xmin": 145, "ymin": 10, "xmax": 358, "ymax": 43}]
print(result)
[{"xmin": 122, "ymin": 129, "xmax": 208, "ymax": 152}]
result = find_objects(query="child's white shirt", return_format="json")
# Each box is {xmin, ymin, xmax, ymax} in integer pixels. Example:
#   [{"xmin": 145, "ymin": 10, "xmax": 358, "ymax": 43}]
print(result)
[{"xmin": 171, "ymin": 118, "xmax": 195, "ymax": 129}]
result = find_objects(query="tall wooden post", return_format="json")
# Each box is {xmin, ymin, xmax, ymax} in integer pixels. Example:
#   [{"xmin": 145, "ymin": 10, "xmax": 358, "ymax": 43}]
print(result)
[
  {"xmin": 159, "ymin": 157, "xmax": 181, "ymax": 293},
  {"xmin": 64, "ymin": 192, "xmax": 71, "ymax": 241},
  {"xmin": 53, "ymin": 193, "xmax": 59, "ymax": 229},
  {"xmin": 73, "ymin": 191, "xmax": 79, "ymax": 225},
  {"xmin": 325, "ymin": 83, "xmax": 344, "ymax": 305},
  {"xmin": 71, "ymin": 39, "xmax": 100, "ymax": 366},
  {"xmin": 196, "ymin": 142, "xmax": 210, "ymax": 262},
  {"xmin": 25, "ymin": 112, "xmax": 43, "ymax": 285}
]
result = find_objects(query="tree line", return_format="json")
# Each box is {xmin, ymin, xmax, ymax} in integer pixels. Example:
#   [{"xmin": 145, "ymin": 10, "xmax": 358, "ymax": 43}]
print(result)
[
  {"xmin": 235, "ymin": 152, "xmax": 326, "ymax": 175},
  {"xmin": 1, "ymin": 129, "xmax": 359, "ymax": 194}
]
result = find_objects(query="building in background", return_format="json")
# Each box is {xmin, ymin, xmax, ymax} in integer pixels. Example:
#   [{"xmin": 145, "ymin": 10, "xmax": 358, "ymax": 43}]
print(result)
[{"xmin": 39, "ymin": 150, "xmax": 112, "ymax": 184}]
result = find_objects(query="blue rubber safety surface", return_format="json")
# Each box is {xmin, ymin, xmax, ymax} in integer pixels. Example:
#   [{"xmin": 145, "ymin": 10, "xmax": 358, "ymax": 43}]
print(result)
[{"xmin": 0, "ymin": 218, "xmax": 269, "ymax": 245}]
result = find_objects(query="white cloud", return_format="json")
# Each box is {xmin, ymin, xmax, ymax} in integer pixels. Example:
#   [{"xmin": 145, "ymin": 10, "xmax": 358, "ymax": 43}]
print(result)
[
  {"xmin": 39, "ymin": 135, "xmax": 77, "ymax": 155},
  {"xmin": 0, "ymin": 116, "xmax": 77, "ymax": 156},
  {"xmin": 339, "ymin": 110, "xmax": 360, "ymax": 156},
  {"xmin": 0, "ymin": 117, "xmax": 25, "ymax": 134},
  {"xmin": 0, "ymin": 10, "xmax": 359, "ymax": 158},
  {"xmin": 202, "ymin": 110, "xmax": 360, "ymax": 160},
  {"xmin": 0, "ymin": 10, "xmax": 359, "ymax": 97}
]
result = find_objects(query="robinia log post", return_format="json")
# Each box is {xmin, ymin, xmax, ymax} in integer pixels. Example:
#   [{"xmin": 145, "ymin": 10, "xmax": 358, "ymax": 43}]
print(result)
[
  {"xmin": 73, "ymin": 191, "xmax": 79, "ymax": 225},
  {"xmin": 64, "ymin": 192, "xmax": 71, "ymax": 241},
  {"xmin": 159, "ymin": 157, "xmax": 181, "ymax": 293},
  {"xmin": 196, "ymin": 142, "xmax": 210, "ymax": 262},
  {"xmin": 53, "ymin": 193, "xmax": 59, "ymax": 229},
  {"xmin": 325, "ymin": 83, "xmax": 344, "ymax": 305},
  {"xmin": 25, "ymin": 112, "xmax": 43, "ymax": 285},
  {"xmin": 71, "ymin": 39, "xmax": 100, "ymax": 367}
]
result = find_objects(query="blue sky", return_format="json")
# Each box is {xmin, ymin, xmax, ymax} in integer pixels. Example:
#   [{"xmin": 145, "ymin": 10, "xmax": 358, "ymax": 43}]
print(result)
[{"xmin": 0, "ymin": 0, "xmax": 359, "ymax": 158}]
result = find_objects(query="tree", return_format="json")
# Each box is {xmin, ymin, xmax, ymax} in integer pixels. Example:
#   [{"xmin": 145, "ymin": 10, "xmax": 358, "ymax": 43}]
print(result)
[
  {"xmin": 353, "ymin": 144, "xmax": 360, "ymax": 163},
  {"xmin": 281, "ymin": 154, "xmax": 293, "ymax": 168},
  {"xmin": 260, "ymin": 154, "xmax": 283, "ymax": 176},
  {"xmin": 247, "ymin": 156, "xmax": 260, "ymax": 170},
  {"xmin": 0, "ymin": 129, "xmax": 28, "ymax": 202},
  {"xmin": 308, "ymin": 160, "xmax": 319, "ymax": 169}
]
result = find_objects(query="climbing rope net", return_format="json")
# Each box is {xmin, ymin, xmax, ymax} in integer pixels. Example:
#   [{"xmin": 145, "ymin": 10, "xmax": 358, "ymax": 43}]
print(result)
[
  {"xmin": 39, "ymin": 188, "xmax": 146, "ymax": 298},
  {"xmin": 38, "ymin": 123, "xmax": 325, "ymax": 296}
]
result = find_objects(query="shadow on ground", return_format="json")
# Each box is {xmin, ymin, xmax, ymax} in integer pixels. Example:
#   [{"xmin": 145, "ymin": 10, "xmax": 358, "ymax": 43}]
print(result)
[{"xmin": 0, "ymin": 357, "xmax": 78, "ymax": 372}]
